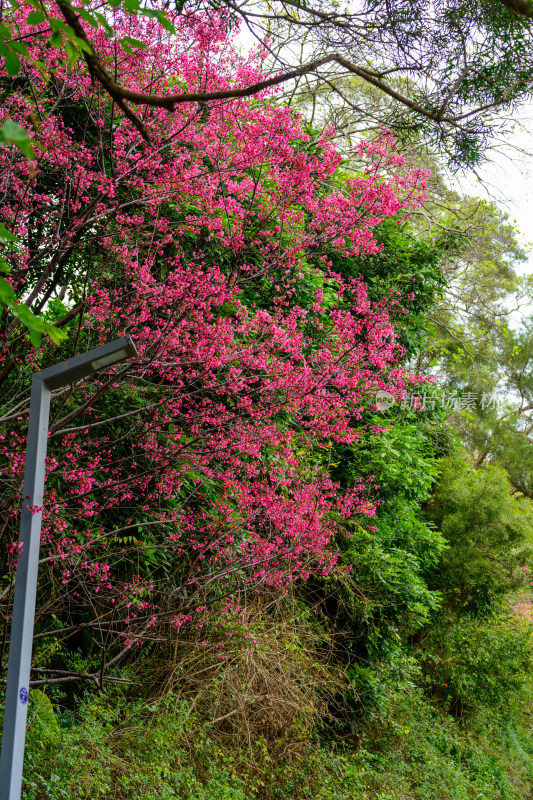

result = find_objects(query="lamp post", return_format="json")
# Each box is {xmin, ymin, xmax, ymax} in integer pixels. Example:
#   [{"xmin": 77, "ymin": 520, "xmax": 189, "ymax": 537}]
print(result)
[{"xmin": 0, "ymin": 336, "xmax": 137, "ymax": 800}]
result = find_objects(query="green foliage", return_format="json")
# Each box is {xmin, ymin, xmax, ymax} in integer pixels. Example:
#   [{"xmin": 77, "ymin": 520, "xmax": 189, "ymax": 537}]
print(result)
[
  {"xmin": 333, "ymin": 681, "xmax": 533, "ymax": 800},
  {"xmin": 19, "ymin": 637, "xmax": 533, "ymax": 800},
  {"xmin": 0, "ymin": 0, "xmax": 162, "ymax": 92},
  {"xmin": 426, "ymin": 453, "xmax": 533, "ymax": 614},
  {"xmin": 295, "ymin": 420, "xmax": 446, "ymax": 730},
  {"xmin": 11, "ymin": 164, "xmax": 533, "ymax": 800},
  {"xmin": 0, "ymin": 223, "xmax": 66, "ymax": 346},
  {"xmin": 24, "ymin": 693, "xmax": 247, "ymax": 800},
  {"xmin": 421, "ymin": 607, "xmax": 533, "ymax": 721},
  {"xmin": 0, "ymin": 120, "xmax": 35, "ymax": 159},
  {"xmin": 28, "ymin": 690, "xmax": 60, "ymax": 746},
  {"xmin": 344, "ymin": 217, "xmax": 447, "ymax": 356}
]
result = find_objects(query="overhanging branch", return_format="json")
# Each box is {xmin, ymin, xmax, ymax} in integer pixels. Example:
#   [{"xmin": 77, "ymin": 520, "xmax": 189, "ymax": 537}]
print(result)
[
  {"xmin": 494, "ymin": 0, "xmax": 533, "ymax": 17},
  {"xmin": 56, "ymin": 0, "xmax": 461, "ymax": 138}
]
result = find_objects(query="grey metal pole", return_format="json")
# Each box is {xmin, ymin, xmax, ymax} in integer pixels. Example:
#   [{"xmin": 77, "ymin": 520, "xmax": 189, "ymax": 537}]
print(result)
[
  {"xmin": 0, "ymin": 376, "xmax": 50, "ymax": 800},
  {"xmin": 0, "ymin": 335, "xmax": 137, "ymax": 800}
]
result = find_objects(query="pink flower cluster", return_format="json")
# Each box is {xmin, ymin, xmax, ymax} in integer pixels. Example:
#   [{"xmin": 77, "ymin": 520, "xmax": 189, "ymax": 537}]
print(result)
[{"xmin": 0, "ymin": 4, "xmax": 429, "ymax": 642}]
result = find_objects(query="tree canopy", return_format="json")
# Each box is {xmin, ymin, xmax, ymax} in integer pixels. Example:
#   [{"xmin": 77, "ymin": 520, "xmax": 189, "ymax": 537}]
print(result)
[{"xmin": 2, "ymin": 0, "xmax": 533, "ymax": 165}]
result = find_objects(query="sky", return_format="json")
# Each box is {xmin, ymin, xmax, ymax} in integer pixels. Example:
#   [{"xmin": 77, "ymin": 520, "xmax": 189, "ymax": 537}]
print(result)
[{"xmin": 453, "ymin": 120, "xmax": 533, "ymax": 276}]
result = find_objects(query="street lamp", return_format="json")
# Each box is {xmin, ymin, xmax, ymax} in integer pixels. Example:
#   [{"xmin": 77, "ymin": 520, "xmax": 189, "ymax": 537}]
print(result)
[{"xmin": 0, "ymin": 336, "xmax": 137, "ymax": 800}]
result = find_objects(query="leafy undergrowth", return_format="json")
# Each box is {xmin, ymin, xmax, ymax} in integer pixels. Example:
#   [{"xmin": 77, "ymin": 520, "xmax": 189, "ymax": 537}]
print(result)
[
  {"xmin": 20, "ymin": 608, "xmax": 533, "ymax": 800},
  {"xmin": 20, "ymin": 685, "xmax": 533, "ymax": 800}
]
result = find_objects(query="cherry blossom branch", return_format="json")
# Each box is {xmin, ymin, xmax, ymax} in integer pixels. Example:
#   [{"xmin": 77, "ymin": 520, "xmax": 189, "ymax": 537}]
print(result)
[{"xmin": 55, "ymin": 0, "xmax": 463, "ymax": 136}]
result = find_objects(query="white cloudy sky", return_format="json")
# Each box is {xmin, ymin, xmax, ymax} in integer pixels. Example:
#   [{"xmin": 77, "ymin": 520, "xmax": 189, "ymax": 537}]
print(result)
[{"xmin": 453, "ymin": 118, "xmax": 533, "ymax": 276}]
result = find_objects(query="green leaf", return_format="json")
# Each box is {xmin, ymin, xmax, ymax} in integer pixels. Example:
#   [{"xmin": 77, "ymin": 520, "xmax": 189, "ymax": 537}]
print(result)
[
  {"xmin": 75, "ymin": 36, "xmax": 92, "ymax": 54},
  {"xmin": 4, "ymin": 50, "xmax": 21, "ymax": 76},
  {"xmin": 0, "ymin": 222, "xmax": 18, "ymax": 244},
  {"xmin": 48, "ymin": 326, "xmax": 67, "ymax": 345},
  {"xmin": 120, "ymin": 35, "xmax": 147, "ymax": 50},
  {"xmin": 29, "ymin": 328, "xmax": 42, "ymax": 347},
  {"xmin": 27, "ymin": 10, "xmax": 47, "ymax": 24},
  {"xmin": 50, "ymin": 30, "xmax": 63, "ymax": 48},
  {"xmin": 92, "ymin": 12, "xmax": 113, "ymax": 33},
  {"xmin": 63, "ymin": 32, "xmax": 92, "ymax": 54},
  {"xmin": 141, "ymin": 8, "xmax": 175, "ymax": 33},
  {"xmin": 0, "ymin": 120, "xmax": 35, "ymax": 159},
  {"xmin": 9, "ymin": 40, "xmax": 30, "ymax": 57},
  {"xmin": 65, "ymin": 39, "xmax": 79, "ymax": 65},
  {"xmin": 0, "ymin": 276, "xmax": 17, "ymax": 304},
  {"xmin": 0, "ymin": 277, "xmax": 67, "ymax": 347},
  {"xmin": 29, "ymin": 690, "xmax": 60, "ymax": 741},
  {"xmin": 74, "ymin": 7, "xmax": 99, "ymax": 28},
  {"xmin": 0, "ymin": 119, "xmax": 29, "ymax": 143}
]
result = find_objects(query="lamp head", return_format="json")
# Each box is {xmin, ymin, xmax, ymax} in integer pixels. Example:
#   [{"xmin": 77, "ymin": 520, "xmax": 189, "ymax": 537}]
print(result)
[{"xmin": 39, "ymin": 335, "xmax": 138, "ymax": 390}]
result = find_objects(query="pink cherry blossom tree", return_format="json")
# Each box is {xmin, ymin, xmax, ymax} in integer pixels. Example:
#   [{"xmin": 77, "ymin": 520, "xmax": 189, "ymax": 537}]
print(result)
[{"xmin": 0, "ymin": 5, "xmax": 429, "ymax": 685}]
